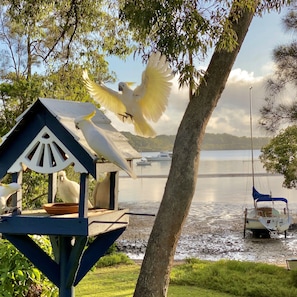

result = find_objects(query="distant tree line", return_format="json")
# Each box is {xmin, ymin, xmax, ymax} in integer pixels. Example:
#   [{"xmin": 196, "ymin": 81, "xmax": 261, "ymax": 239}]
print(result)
[{"xmin": 122, "ymin": 132, "xmax": 270, "ymax": 152}]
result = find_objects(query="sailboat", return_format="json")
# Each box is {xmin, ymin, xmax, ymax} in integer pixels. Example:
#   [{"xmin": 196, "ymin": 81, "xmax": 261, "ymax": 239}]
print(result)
[
  {"xmin": 244, "ymin": 87, "xmax": 293, "ymax": 238},
  {"xmin": 244, "ymin": 187, "xmax": 292, "ymax": 237}
]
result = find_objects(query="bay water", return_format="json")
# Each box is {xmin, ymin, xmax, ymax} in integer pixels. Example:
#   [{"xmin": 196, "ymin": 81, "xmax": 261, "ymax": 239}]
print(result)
[
  {"xmin": 119, "ymin": 150, "xmax": 297, "ymax": 206},
  {"xmin": 117, "ymin": 150, "xmax": 297, "ymax": 264}
]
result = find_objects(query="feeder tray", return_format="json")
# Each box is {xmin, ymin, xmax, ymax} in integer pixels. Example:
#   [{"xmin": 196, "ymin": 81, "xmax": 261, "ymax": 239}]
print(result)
[{"xmin": 43, "ymin": 203, "xmax": 79, "ymax": 215}]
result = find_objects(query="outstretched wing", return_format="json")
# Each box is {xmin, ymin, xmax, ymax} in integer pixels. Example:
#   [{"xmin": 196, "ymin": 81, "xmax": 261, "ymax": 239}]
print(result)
[
  {"xmin": 133, "ymin": 52, "xmax": 173, "ymax": 122},
  {"xmin": 82, "ymin": 70, "xmax": 127, "ymax": 116}
]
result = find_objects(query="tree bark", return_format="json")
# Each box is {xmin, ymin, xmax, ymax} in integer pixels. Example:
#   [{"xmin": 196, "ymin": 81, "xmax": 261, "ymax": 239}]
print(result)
[{"xmin": 133, "ymin": 4, "xmax": 258, "ymax": 297}]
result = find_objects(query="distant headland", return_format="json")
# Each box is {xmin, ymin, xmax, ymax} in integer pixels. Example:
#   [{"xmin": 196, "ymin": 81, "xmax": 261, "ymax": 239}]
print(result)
[{"xmin": 122, "ymin": 132, "xmax": 270, "ymax": 152}]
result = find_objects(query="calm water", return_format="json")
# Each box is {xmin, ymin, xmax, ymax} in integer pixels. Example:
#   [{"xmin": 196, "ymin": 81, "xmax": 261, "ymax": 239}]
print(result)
[
  {"xmin": 117, "ymin": 150, "xmax": 297, "ymax": 263},
  {"xmin": 119, "ymin": 150, "xmax": 297, "ymax": 209}
]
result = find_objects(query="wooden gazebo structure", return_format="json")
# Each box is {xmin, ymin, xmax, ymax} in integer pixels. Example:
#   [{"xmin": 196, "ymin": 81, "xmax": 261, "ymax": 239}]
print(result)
[{"xmin": 0, "ymin": 98, "xmax": 140, "ymax": 296}]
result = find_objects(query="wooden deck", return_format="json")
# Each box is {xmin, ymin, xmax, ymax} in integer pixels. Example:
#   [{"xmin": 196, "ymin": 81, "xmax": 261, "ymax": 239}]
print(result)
[{"xmin": 0, "ymin": 208, "xmax": 129, "ymax": 237}]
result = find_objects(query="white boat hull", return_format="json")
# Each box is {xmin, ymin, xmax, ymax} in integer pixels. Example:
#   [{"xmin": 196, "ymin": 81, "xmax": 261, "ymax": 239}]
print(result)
[
  {"xmin": 146, "ymin": 152, "xmax": 172, "ymax": 161},
  {"xmin": 137, "ymin": 161, "xmax": 151, "ymax": 166},
  {"xmin": 245, "ymin": 207, "xmax": 292, "ymax": 233},
  {"xmin": 136, "ymin": 157, "xmax": 152, "ymax": 166}
]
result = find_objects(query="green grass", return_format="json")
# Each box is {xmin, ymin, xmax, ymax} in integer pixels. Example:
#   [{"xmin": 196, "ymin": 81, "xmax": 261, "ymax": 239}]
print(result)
[
  {"xmin": 76, "ymin": 265, "xmax": 138, "ymax": 297},
  {"xmin": 76, "ymin": 258, "xmax": 297, "ymax": 297},
  {"xmin": 170, "ymin": 259, "xmax": 297, "ymax": 297}
]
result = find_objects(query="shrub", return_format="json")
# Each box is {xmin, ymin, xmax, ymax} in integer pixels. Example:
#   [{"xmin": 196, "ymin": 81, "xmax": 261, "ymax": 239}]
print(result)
[
  {"xmin": 95, "ymin": 252, "xmax": 134, "ymax": 268},
  {"xmin": 170, "ymin": 258, "xmax": 297, "ymax": 297},
  {"xmin": 0, "ymin": 236, "xmax": 58, "ymax": 296}
]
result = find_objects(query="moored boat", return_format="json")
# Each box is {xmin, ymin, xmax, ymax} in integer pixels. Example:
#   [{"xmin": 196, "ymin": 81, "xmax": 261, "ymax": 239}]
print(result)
[
  {"xmin": 136, "ymin": 157, "xmax": 152, "ymax": 166},
  {"xmin": 244, "ymin": 87, "xmax": 292, "ymax": 238},
  {"xmin": 146, "ymin": 152, "xmax": 172, "ymax": 161},
  {"xmin": 244, "ymin": 187, "xmax": 292, "ymax": 237}
]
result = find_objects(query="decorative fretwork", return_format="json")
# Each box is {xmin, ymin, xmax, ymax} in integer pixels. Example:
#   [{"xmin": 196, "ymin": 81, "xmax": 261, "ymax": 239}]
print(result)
[{"xmin": 8, "ymin": 127, "xmax": 86, "ymax": 174}]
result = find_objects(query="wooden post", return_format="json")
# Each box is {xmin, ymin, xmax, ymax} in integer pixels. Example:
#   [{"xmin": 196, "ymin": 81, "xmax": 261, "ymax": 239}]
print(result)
[
  {"xmin": 243, "ymin": 208, "xmax": 247, "ymax": 238},
  {"xmin": 48, "ymin": 172, "xmax": 57, "ymax": 203},
  {"xmin": 11, "ymin": 171, "xmax": 22, "ymax": 210},
  {"xmin": 79, "ymin": 173, "xmax": 89, "ymax": 218},
  {"xmin": 109, "ymin": 172, "xmax": 118, "ymax": 210},
  {"xmin": 59, "ymin": 237, "xmax": 74, "ymax": 297},
  {"xmin": 3, "ymin": 226, "xmax": 127, "ymax": 296}
]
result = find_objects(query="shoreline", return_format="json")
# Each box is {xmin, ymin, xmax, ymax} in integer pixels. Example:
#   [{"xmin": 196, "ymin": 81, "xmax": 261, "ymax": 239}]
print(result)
[
  {"xmin": 120, "ymin": 172, "xmax": 281, "ymax": 178},
  {"xmin": 131, "ymin": 259, "xmax": 288, "ymax": 269},
  {"xmin": 117, "ymin": 205, "xmax": 297, "ymax": 267}
]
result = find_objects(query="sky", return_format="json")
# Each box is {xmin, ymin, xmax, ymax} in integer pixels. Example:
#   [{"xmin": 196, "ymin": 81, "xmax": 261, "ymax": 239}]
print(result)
[{"xmin": 104, "ymin": 7, "xmax": 294, "ymax": 138}]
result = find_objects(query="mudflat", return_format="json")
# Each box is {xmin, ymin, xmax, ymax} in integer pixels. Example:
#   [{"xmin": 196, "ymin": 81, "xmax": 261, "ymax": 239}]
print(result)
[{"xmin": 117, "ymin": 202, "xmax": 297, "ymax": 266}]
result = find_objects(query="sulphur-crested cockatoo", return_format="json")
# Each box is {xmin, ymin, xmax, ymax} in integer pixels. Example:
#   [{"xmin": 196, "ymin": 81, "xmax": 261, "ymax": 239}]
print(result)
[
  {"xmin": 74, "ymin": 111, "xmax": 137, "ymax": 179},
  {"xmin": 57, "ymin": 171, "xmax": 93, "ymax": 208},
  {"xmin": 93, "ymin": 173, "xmax": 111, "ymax": 209},
  {"xmin": 82, "ymin": 51, "xmax": 173, "ymax": 138},
  {"xmin": 0, "ymin": 183, "xmax": 22, "ymax": 215}
]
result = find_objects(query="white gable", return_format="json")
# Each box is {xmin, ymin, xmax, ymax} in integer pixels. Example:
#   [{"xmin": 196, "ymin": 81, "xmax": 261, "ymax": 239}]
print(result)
[{"xmin": 8, "ymin": 126, "xmax": 87, "ymax": 174}]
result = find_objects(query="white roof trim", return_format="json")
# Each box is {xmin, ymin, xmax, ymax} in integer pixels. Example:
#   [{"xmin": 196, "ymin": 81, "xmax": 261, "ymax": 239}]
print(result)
[{"xmin": 8, "ymin": 126, "xmax": 87, "ymax": 174}]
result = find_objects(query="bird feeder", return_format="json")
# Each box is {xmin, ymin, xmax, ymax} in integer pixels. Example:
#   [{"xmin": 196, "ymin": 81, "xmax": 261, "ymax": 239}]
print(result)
[{"xmin": 0, "ymin": 98, "xmax": 140, "ymax": 296}]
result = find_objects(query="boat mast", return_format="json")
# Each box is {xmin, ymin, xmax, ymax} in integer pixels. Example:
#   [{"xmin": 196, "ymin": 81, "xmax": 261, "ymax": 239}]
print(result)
[
  {"xmin": 249, "ymin": 87, "xmax": 256, "ymax": 206},
  {"xmin": 249, "ymin": 86, "xmax": 255, "ymax": 185}
]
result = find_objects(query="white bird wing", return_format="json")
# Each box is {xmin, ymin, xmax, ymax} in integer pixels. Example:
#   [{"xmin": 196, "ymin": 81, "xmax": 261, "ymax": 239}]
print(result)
[
  {"xmin": 76, "ymin": 114, "xmax": 137, "ymax": 179},
  {"xmin": 0, "ymin": 183, "xmax": 21, "ymax": 214},
  {"xmin": 0, "ymin": 196, "xmax": 6, "ymax": 214},
  {"xmin": 0, "ymin": 183, "xmax": 21, "ymax": 199},
  {"xmin": 92, "ymin": 127, "xmax": 137, "ymax": 179},
  {"xmin": 82, "ymin": 70, "xmax": 127, "ymax": 116},
  {"xmin": 133, "ymin": 52, "xmax": 173, "ymax": 122},
  {"xmin": 67, "ymin": 180, "xmax": 80, "ymax": 197},
  {"xmin": 58, "ymin": 179, "xmax": 79, "ymax": 203},
  {"xmin": 93, "ymin": 173, "xmax": 111, "ymax": 208}
]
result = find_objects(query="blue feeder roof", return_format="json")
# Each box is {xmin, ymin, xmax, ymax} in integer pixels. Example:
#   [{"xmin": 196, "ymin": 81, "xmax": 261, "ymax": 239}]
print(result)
[{"xmin": 0, "ymin": 98, "xmax": 140, "ymax": 179}]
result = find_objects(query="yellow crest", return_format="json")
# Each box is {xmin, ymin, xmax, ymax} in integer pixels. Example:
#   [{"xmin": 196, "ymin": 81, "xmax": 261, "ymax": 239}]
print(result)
[{"xmin": 83, "ymin": 110, "xmax": 96, "ymax": 121}]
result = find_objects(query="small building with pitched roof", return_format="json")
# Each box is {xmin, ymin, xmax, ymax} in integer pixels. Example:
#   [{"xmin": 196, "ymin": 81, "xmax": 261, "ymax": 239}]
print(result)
[{"xmin": 0, "ymin": 98, "xmax": 140, "ymax": 296}]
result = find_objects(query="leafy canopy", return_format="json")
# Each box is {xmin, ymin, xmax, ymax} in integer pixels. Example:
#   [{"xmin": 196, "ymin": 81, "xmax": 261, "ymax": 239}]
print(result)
[
  {"xmin": 258, "ymin": 3, "xmax": 297, "ymax": 189},
  {"xmin": 260, "ymin": 2, "xmax": 297, "ymax": 132},
  {"xmin": 0, "ymin": 0, "xmax": 136, "ymax": 134},
  {"xmin": 120, "ymin": 0, "xmax": 287, "ymax": 93},
  {"xmin": 260, "ymin": 125, "xmax": 297, "ymax": 188}
]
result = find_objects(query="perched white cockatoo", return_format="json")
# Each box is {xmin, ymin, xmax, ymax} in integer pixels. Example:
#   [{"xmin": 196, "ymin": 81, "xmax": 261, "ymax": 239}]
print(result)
[
  {"xmin": 57, "ymin": 171, "xmax": 93, "ymax": 208},
  {"xmin": 82, "ymin": 51, "xmax": 173, "ymax": 138},
  {"xmin": 93, "ymin": 173, "xmax": 111, "ymax": 209},
  {"xmin": 0, "ymin": 183, "xmax": 22, "ymax": 215},
  {"xmin": 74, "ymin": 111, "xmax": 137, "ymax": 179}
]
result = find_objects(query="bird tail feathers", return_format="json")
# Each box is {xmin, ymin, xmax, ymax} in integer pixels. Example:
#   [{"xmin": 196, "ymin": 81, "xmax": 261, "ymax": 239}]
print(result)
[
  {"xmin": 127, "ymin": 167, "xmax": 137, "ymax": 179},
  {"xmin": 134, "ymin": 121, "xmax": 156, "ymax": 138},
  {"xmin": 117, "ymin": 159, "xmax": 137, "ymax": 179}
]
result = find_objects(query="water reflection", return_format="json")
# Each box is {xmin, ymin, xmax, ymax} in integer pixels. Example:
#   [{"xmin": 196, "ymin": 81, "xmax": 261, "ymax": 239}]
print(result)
[
  {"xmin": 120, "ymin": 178, "xmax": 167, "ymax": 202},
  {"xmin": 119, "ymin": 150, "xmax": 297, "ymax": 210},
  {"xmin": 118, "ymin": 150, "xmax": 297, "ymax": 264}
]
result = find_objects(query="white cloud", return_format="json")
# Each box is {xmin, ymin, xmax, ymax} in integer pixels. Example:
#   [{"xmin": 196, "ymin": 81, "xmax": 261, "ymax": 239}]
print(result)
[
  {"xmin": 107, "ymin": 68, "xmax": 270, "ymax": 137},
  {"xmin": 228, "ymin": 68, "xmax": 263, "ymax": 83},
  {"xmin": 206, "ymin": 69, "xmax": 266, "ymax": 137},
  {"xmin": 154, "ymin": 69, "xmax": 268, "ymax": 137},
  {"xmin": 261, "ymin": 61, "xmax": 276, "ymax": 75}
]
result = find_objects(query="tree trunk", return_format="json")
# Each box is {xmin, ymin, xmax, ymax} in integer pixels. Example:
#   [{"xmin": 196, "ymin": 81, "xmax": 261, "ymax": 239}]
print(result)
[{"xmin": 133, "ymin": 4, "xmax": 258, "ymax": 297}]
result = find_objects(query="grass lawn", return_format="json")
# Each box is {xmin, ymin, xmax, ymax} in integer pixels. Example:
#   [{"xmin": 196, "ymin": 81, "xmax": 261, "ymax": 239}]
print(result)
[
  {"xmin": 76, "ymin": 265, "xmax": 234, "ymax": 297},
  {"xmin": 76, "ymin": 265, "xmax": 138, "ymax": 297},
  {"xmin": 75, "ymin": 259, "xmax": 297, "ymax": 297}
]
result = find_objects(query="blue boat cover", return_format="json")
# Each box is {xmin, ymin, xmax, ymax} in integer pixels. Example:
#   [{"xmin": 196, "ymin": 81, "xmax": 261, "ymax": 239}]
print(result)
[{"xmin": 252, "ymin": 187, "xmax": 288, "ymax": 203}]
